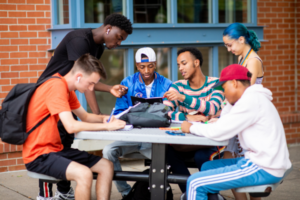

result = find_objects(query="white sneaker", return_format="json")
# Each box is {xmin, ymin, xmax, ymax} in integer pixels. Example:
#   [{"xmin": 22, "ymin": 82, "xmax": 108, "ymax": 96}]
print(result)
[
  {"xmin": 36, "ymin": 196, "xmax": 58, "ymax": 200},
  {"xmin": 54, "ymin": 187, "xmax": 75, "ymax": 200}
]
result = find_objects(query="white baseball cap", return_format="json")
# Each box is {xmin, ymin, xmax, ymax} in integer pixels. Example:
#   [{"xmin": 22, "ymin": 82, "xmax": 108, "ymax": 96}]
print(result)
[{"xmin": 135, "ymin": 47, "xmax": 156, "ymax": 63}]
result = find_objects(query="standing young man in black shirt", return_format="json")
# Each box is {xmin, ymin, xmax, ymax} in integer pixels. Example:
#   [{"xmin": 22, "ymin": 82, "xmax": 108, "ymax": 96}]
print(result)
[{"xmin": 37, "ymin": 14, "xmax": 132, "ymax": 200}]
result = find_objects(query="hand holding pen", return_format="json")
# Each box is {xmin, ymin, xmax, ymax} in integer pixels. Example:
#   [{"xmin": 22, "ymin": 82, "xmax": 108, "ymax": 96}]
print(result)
[{"xmin": 106, "ymin": 107, "xmax": 115, "ymax": 123}]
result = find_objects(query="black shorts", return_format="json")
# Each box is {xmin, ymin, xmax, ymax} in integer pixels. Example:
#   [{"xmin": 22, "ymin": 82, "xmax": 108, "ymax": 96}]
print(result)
[{"xmin": 26, "ymin": 148, "xmax": 101, "ymax": 180}]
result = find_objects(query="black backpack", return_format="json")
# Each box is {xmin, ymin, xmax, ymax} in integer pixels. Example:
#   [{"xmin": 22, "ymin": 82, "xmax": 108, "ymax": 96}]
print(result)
[
  {"xmin": 123, "ymin": 169, "xmax": 173, "ymax": 200},
  {"xmin": 0, "ymin": 76, "xmax": 60, "ymax": 145},
  {"xmin": 120, "ymin": 102, "xmax": 171, "ymax": 127}
]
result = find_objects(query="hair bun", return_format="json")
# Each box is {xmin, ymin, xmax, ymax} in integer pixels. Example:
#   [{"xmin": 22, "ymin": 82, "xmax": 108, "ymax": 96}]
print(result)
[{"xmin": 247, "ymin": 30, "xmax": 261, "ymax": 51}]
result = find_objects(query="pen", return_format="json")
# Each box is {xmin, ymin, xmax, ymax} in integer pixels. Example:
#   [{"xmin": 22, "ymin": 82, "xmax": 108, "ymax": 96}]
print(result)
[
  {"xmin": 165, "ymin": 131, "xmax": 185, "ymax": 136},
  {"xmin": 107, "ymin": 107, "xmax": 115, "ymax": 122},
  {"xmin": 119, "ymin": 87, "xmax": 128, "ymax": 92}
]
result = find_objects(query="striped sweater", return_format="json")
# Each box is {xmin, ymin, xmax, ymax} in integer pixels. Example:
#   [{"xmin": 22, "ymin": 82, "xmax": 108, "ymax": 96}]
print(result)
[{"xmin": 163, "ymin": 77, "xmax": 224, "ymax": 121}]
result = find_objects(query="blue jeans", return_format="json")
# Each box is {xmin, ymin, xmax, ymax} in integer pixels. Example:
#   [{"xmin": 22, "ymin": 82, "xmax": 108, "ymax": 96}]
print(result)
[
  {"xmin": 187, "ymin": 158, "xmax": 283, "ymax": 200},
  {"xmin": 166, "ymin": 145, "xmax": 222, "ymax": 193},
  {"xmin": 102, "ymin": 141, "xmax": 152, "ymax": 196}
]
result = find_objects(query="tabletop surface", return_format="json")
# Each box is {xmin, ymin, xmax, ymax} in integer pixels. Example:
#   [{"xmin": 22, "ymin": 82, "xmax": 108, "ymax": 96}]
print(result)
[{"xmin": 75, "ymin": 124, "xmax": 228, "ymax": 146}]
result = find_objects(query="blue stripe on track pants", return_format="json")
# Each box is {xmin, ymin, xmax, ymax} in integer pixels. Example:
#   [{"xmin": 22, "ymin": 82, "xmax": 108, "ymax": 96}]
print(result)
[{"xmin": 187, "ymin": 157, "xmax": 283, "ymax": 200}]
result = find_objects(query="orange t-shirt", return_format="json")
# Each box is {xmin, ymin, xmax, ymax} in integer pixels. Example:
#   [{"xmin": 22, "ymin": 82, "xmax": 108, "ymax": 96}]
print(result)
[{"xmin": 22, "ymin": 73, "xmax": 81, "ymax": 164}]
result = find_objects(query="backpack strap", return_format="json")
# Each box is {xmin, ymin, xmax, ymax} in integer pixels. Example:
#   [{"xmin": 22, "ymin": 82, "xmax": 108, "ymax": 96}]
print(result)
[
  {"xmin": 26, "ymin": 76, "xmax": 61, "ymax": 135},
  {"xmin": 36, "ymin": 76, "xmax": 61, "ymax": 87},
  {"xmin": 27, "ymin": 114, "xmax": 51, "ymax": 135}
]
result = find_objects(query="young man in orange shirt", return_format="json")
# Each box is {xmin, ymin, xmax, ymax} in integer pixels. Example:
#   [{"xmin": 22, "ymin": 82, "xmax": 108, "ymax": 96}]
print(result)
[
  {"xmin": 36, "ymin": 13, "xmax": 132, "ymax": 200},
  {"xmin": 23, "ymin": 54, "xmax": 126, "ymax": 200}
]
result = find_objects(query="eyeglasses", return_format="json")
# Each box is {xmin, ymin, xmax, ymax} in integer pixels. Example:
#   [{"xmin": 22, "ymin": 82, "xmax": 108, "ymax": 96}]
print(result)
[{"xmin": 224, "ymin": 40, "xmax": 237, "ymax": 48}]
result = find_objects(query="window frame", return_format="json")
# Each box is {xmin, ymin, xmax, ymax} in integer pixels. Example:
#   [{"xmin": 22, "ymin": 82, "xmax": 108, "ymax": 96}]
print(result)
[
  {"xmin": 53, "ymin": 0, "xmax": 257, "ymax": 28},
  {"xmin": 51, "ymin": 0, "xmax": 77, "ymax": 29}
]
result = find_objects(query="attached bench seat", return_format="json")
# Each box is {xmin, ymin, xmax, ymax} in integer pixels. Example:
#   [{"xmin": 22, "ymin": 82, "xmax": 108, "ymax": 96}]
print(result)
[
  {"xmin": 28, "ymin": 170, "xmax": 151, "ymax": 183},
  {"xmin": 235, "ymin": 166, "xmax": 293, "ymax": 197},
  {"xmin": 27, "ymin": 171, "xmax": 62, "ymax": 183}
]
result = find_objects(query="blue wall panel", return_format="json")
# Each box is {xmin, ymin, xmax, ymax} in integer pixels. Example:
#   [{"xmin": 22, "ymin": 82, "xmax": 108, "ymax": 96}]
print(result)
[
  {"xmin": 171, "ymin": 47, "xmax": 178, "ymax": 82},
  {"xmin": 121, "ymin": 26, "xmax": 264, "ymax": 46},
  {"xmin": 125, "ymin": 49, "xmax": 134, "ymax": 77},
  {"xmin": 212, "ymin": 46, "xmax": 219, "ymax": 77},
  {"xmin": 49, "ymin": 29, "xmax": 73, "ymax": 50}
]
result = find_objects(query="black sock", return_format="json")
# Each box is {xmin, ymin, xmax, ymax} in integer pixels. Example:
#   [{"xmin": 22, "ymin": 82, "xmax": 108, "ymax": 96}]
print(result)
[
  {"xmin": 39, "ymin": 180, "xmax": 53, "ymax": 197},
  {"xmin": 57, "ymin": 180, "xmax": 71, "ymax": 194}
]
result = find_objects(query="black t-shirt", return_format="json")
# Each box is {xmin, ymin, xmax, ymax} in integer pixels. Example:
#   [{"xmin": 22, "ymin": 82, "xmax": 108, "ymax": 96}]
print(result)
[
  {"xmin": 39, "ymin": 28, "xmax": 104, "ymax": 81},
  {"xmin": 38, "ymin": 29, "xmax": 104, "ymax": 146}
]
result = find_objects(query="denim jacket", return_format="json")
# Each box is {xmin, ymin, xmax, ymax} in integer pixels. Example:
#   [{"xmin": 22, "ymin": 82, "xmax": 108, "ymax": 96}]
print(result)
[{"xmin": 114, "ymin": 72, "xmax": 172, "ymax": 115}]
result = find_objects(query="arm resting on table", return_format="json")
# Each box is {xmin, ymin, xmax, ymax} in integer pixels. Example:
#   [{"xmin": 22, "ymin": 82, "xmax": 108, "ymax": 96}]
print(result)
[{"xmin": 59, "ymin": 110, "xmax": 109, "ymax": 133}]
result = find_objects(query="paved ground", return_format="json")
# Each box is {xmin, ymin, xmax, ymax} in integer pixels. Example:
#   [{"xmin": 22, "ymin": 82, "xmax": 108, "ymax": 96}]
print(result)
[{"xmin": 0, "ymin": 145, "xmax": 299, "ymax": 200}]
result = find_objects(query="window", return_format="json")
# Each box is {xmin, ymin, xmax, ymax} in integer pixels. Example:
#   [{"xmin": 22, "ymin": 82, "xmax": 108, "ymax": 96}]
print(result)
[
  {"xmin": 219, "ymin": 0, "xmax": 251, "ymax": 23},
  {"xmin": 177, "ymin": 0, "xmax": 212, "ymax": 23},
  {"xmin": 134, "ymin": 47, "xmax": 171, "ymax": 78},
  {"xmin": 49, "ymin": 0, "xmax": 261, "ymax": 111},
  {"xmin": 218, "ymin": 46, "xmax": 237, "ymax": 74},
  {"xmin": 177, "ymin": 47, "xmax": 210, "ymax": 80},
  {"xmin": 87, "ymin": 49, "xmax": 125, "ymax": 114},
  {"xmin": 84, "ymin": 0, "xmax": 125, "ymax": 23},
  {"xmin": 133, "ymin": 0, "xmax": 169, "ymax": 23},
  {"xmin": 56, "ymin": 0, "xmax": 69, "ymax": 24}
]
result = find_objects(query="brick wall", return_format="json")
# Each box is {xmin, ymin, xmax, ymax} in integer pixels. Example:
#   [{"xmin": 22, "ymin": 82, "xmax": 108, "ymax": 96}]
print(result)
[
  {"xmin": 0, "ymin": 0, "xmax": 52, "ymax": 172},
  {"xmin": 0, "ymin": 144, "xmax": 23, "ymax": 172},
  {"xmin": 257, "ymin": 0, "xmax": 300, "ymax": 144}
]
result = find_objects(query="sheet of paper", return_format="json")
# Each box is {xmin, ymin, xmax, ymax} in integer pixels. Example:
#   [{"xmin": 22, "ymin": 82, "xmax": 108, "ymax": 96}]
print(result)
[
  {"xmin": 172, "ymin": 120, "xmax": 203, "ymax": 125},
  {"xmin": 115, "ymin": 102, "xmax": 141, "ymax": 119},
  {"xmin": 118, "ymin": 125, "xmax": 133, "ymax": 131}
]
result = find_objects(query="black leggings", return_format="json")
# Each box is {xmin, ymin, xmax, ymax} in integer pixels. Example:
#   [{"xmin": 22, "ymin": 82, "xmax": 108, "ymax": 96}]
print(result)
[{"xmin": 39, "ymin": 119, "xmax": 74, "ymax": 197}]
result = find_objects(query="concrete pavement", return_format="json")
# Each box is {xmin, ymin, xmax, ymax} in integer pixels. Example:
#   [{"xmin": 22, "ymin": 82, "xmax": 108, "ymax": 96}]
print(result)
[{"xmin": 1, "ymin": 145, "xmax": 299, "ymax": 200}]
